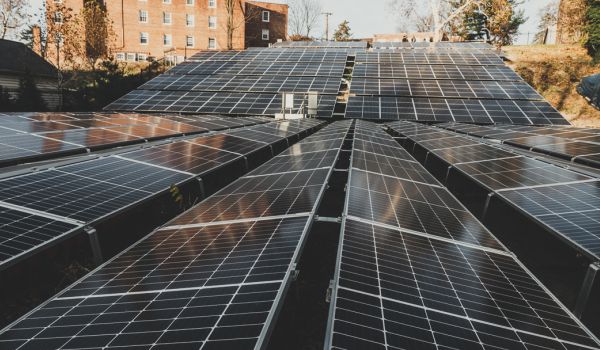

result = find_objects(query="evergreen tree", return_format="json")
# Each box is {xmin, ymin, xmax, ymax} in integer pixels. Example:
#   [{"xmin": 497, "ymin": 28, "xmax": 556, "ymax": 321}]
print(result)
[
  {"xmin": 586, "ymin": 0, "xmax": 600, "ymax": 61},
  {"xmin": 16, "ymin": 70, "xmax": 47, "ymax": 111},
  {"xmin": 333, "ymin": 20, "xmax": 352, "ymax": 41}
]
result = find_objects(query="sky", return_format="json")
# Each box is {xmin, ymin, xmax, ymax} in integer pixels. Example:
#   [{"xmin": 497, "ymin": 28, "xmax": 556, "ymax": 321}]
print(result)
[{"xmin": 28, "ymin": 0, "xmax": 552, "ymax": 42}]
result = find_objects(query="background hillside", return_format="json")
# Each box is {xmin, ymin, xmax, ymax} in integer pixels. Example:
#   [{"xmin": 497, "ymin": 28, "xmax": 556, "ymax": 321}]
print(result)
[{"xmin": 504, "ymin": 45, "xmax": 600, "ymax": 127}]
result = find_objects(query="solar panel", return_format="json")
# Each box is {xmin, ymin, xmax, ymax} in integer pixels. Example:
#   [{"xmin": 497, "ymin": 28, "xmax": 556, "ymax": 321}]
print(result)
[
  {"xmin": 350, "ymin": 78, "xmax": 542, "ymax": 100},
  {"xmin": 0, "ymin": 157, "xmax": 193, "ymax": 223},
  {"xmin": 247, "ymin": 149, "xmax": 340, "ymax": 176},
  {"xmin": 499, "ymin": 180, "xmax": 600, "ymax": 260},
  {"xmin": 0, "ymin": 206, "xmax": 82, "ymax": 269},
  {"xmin": 347, "ymin": 169, "xmax": 504, "ymax": 249},
  {"xmin": 0, "ymin": 134, "xmax": 85, "ymax": 166},
  {"xmin": 119, "ymin": 141, "xmax": 244, "ymax": 176},
  {"xmin": 106, "ymin": 91, "xmax": 337, "ymax": 118},
  {"xmin": 351, "ymin": 150, "xmax": 439, "ymax": 184},
  {"xmin": 346, "ymin": 97, "xmax": 568, "ymax": 124},
  {"xmin": 352, "ymin": 63, "xmax": 522, "ymax": 80},
  {"xmin": 354, "ymin": 51, "xmax": 504, "ymax": 66},
  {"xmin": 186, "ymin": 133, "xmax": 269, "ymax": 156},
  {"xmin": 326, "ymin": 218, "xmax": 600, "ymax": 350},
  {"xmin": 455, "ymin": 156, "xmax": 592, "ymax": 190},
  {"xmin": 139, "ymin": 74, "xmax": 342, "ymax": 95},
  {"xmin": 169, "ymin": 168, "xmax": 331, "ymax": 225},
  {"xmin": 0, "ymin": 216, "xmax": 312, "ymax": 349}
]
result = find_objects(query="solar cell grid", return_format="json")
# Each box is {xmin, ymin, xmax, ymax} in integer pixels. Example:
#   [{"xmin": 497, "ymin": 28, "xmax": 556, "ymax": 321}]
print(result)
[
  {"xmin": 347, "ymin": 169, "xmax": 504, "ymax": 249},
  {"xmin": 169, "ymin": 168, "xmax": 331, "ymax": 225},
  {"xmin": 499, "ymin": 181, "xmax": 600, "ymax": 260},
  {"xmin": 0, "ymin": 217, "xmax": 311, "ymax": 350},
  {"xmin": 0, "ymin": 206, "xmax": 82, "ymax": 268},
  {"xmin": 352, "ymin": 150, "xmax": 439, "ymax": 184},
  {"xmin": 0, "ymin": 157, "xmax": 192, "ymax": 223},
  {"xmin": 186, "ymin": 133, "xmax": 268, "ymax": 156},
  {"xmin": 327, "ymin": 219, "xmax": 600, "ymax": 350},
  {"xmin": 247, "ymin": 149, "xmax": 340, "ymax": 176},
  {"xmin": 0, "ymin": 134, "xmax": 85, "ymax": 166},
  {"xmin": 455, "ymin": 156, "xmax": 593, "ymax": 190},
  {"xmin": 119, "ymin": 142, "xmax": 243, "ymax": 176}
]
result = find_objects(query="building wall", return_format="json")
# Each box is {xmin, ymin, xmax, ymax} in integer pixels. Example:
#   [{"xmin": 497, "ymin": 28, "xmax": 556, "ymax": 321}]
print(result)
[
  {"xmin": 51, "ymin": 0, "xmax": 285, "ymax": 64},
  {"xmin": 244, "ymin": 1, "xmax": 288, "ymax": 48}
]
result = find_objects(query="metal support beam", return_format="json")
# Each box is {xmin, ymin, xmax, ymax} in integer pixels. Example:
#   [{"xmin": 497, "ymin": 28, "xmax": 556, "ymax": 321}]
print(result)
[
  {"xmin": 85, "ymin": 226, "xmax": 103, "ymax": 266},
  {"xmin": 574, "ymin": 262, "xmax": 600, "ymax": 319},
  {"xmin": 314, "ymin": 216, "xmax": 342, "ymax": 223}
]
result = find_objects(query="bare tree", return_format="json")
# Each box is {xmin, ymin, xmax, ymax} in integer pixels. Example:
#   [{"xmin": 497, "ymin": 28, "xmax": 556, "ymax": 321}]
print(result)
[
  {"xmin": 223, "ymin": 0, "xmax": 261, "ymax": 50},
  {"xmin": 82, "ymin": 0, "xmax": 113, "ymax": 72},
  {"xmin": 0, "ymin": 0, "xmax": 29, "ymax": 39},
  {"xmin": 288, "ymin": 0, "xmax": 322, "ymax": 38},
  {"xmin": 387, "ymin": 0, "xmax": 484, "ymax": 41}
]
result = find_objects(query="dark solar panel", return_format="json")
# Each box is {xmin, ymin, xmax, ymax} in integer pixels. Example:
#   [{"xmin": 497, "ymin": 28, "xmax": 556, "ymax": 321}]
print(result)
[
  {"xmin": 247, "ymin": 149, "xmax": 340, "ymax": 176},
  {"xmin": 455, "ymin": 156, "xmax": 592, "ymax": 190},
  {"xmin": 0, "ymin": 157, "xmax": 193, "ymax": 223},
  {"xmin": 347, "ymin": 169, "xmax": 503, "ymax": 249},
  {"xmin": 327, "ymin": 219, "xmax": 600, "ymax": 350},
  {"xmin": 0, "ymin": 206, "xmax": 82, "ymax": 269},
  {"xmin": 499, "ymin": 180, "xmax": 600, "ymax": 260},
  {"xmin": 0, "ymin": 134, "xmax": 85, "ymax": 166},
  {"xmin": 352, "ymin": 150, "xmax": 439, "ymax": 184},
  {"xmin": 0, "ymin": 217, "xmax": 311, "ymax": 349},
  {"xmin": 119, "ymin": 141, "xmax": 243, "ymax": 176},
  {"xmin": 169, "ymin": 169, "xmax": 330, "ymax": 225},
  {"xmin": 187, "ymin": 133, "xmax": 269, "ymax": 156}
]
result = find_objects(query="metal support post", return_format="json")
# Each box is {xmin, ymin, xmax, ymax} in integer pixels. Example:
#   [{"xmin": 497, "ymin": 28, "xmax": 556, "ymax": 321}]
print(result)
[
  {"xmin": 574, "ymin": 262, "xmax": 600, "ymax": 319},
  {"xmin": 85, "ymin": 226, "xmax": 104, "ymax": 266}
]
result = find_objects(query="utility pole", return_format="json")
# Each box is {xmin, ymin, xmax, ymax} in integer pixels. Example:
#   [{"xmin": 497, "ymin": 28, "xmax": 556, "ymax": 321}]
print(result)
[{"xmin": 322, "ymin": 12, "xmax": 333, "ymax": 41}]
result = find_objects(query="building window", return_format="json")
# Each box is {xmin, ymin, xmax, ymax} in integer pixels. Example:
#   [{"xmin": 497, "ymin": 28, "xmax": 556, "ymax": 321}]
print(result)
[
  {"xmin": 208, "ymin": 38, "xmax": 216, "ymax": 49},
  {"xmin": 137, "ymin": 53, "xmax": 147, "ymax": 61},
  {"xmin": 163, "ymin": 12, "xmax": 172, "ymax": 25},
  {"xmin": 186, "ymin": 0, "xmax": 194, "ymax": 4},
  {"xmin": 208, "ymin": 16, "xmax": 217, "ymax": 29},
  {"xmin": 163, "ymin": 34, "xmax": 172, "ymax": 46},
  {"xmin": 139, "ymin": 10, "xmax": 148, "ymax": 23},
  {"xmin": 186, "ymin": 36, "xmax": 195, "ymax": 47},
  {"xmin": 116, "ymin": 52, "xmax": 125, "ymax": 61},
  {"xmin": 208, "ymin": 0, "xmax": 216, "ymax": 8},
  {"xmin": 54, "ymin": 0, "xmax": 62, "ymax": 3},
  {"xmin": 262, "ymin": 11, "xmax": 270, "ymax": 22},
  {"xmin": 140, "ymin": 32, "xmax": 149, "ymax": 45},
  {"xmin": 186, "ymin": 14, "xmax": 195, "ymax": 27},
  {"xmin": 163, "ymin": 0, "xmax": 171, "ymax": 3},
  {"xmin": 54, "ymin": 12, "xmax": 63, "ymax": 24},
  {"xmin": 126, "ymin": 53, "xmax": 136, "ymax": 61},
  {"xmin": 262, "ymin": 29, "xmax": 269, "ymax": 41}
]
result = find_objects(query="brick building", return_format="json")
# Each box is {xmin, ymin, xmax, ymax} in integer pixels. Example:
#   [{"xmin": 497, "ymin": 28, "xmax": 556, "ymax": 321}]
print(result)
[{"xmin": 49, "ymin": 0, "xmax": 288, "ymax": 64}]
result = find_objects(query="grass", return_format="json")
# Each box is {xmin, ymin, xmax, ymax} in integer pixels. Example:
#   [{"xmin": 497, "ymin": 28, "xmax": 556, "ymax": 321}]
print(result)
[{"xmin": 503, "ymin": 45, "xmax": 600, "ymax": 128}]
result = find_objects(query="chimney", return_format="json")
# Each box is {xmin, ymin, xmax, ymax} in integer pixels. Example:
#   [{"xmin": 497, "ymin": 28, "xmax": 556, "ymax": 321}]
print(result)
[{"xmin": 32, "ymin": 25, "xmax": 42, "ymax": 56}]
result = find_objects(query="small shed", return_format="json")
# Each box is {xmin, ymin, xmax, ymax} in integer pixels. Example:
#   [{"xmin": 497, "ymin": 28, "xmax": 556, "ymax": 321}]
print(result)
[{"xmin": 0, "ymin": 39, "xmax": 60, "ymax": 110}]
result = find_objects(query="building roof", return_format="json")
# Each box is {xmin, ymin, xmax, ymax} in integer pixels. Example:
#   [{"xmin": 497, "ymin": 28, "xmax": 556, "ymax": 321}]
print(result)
[{"xmin": 0, "ymin": 39, "xmax": 58, "ymax": 78}]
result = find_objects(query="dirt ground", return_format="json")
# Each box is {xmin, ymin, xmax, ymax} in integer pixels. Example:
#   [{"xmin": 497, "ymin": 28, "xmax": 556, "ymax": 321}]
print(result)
[{"xmin": 503, "ymin": 45, "xmax": 600, "ymax": 128}]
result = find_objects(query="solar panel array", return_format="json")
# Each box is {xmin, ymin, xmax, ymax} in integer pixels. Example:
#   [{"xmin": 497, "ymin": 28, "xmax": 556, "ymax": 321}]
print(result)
[
  {"xmin": 0, "ymin": 112, "xmax": 270, "ymax": 168},
  {"xmin": 106, "ymin": 48, "xmax": 349, "ymax": 117},
  {"xmin": 388, "ymin": 120, "xmax": 600, "ymax": 262},
  {"xmin": 372, "ymin": 41, "xmax": 494, "ymax": 50},
  {"xmin": 440, "ymin": 122, "xmax": 600, "ymax": 169},
  {"xmin": 326, "ymin": 120, "xmax": 600, "ymax": 350},
  {"xmin": 0, "ymin": 119, "xmax": 324, "ymax": 271},
  {"xmin": 272, "ymin": 41, "xmax": 368, "ymax": 49},
  {"xmin": 0, "ymin": 121, "xmax": 352, "ymax": 350},
  {"xmin": 347, "ymin": 48, "xmax": 568, "ymax": 124}
]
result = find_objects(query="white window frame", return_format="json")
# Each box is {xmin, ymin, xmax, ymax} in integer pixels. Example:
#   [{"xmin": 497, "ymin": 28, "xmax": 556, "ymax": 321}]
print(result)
[
  {"xmin": 262, "ymin": 29, "xmax": 269, "ymax": 41},
  {"xmin": 116, "ymin": 52, "xmax": 125, "ymax": 61},
  {"xmin": 186, "ymin": 36, "xmax": 195, "ymax": 48},
  {"xmin": 126, "ymin": 53, "xmax": 136, "ymax": 61},
  {"xmin": 208, "ymin": 0, "xmax": 216, "ymax": 8},
  {"xmin": 262, "ymin": 11, "xmax": 270, "ymax": 22},
  {"xmin": 137, "ymin": 53, "xmax": 147, "ymax": 62},
  {"xmin": 163, "ymin": 34, "xmax": 172, "ymax": 46},
  {"xmin": 163, "ymin": 0, "xmax": 171, "ymax": 4},
  {"xmin": 208, "ymin": 16, "xmax": 217, "ymax": 29},
  {"xmin": 140, "ymin": 32, "xmax": 149, "ymax": 45},
  {"xmin": 139, "ymin": 10, "xmax": 148, "ymax": 23},
  {"xmin": 54, "ymin": 12, "xmax": 63, "ymax": 24},
  {"xmin": 163, "ymin": 12, "xmax": 172, "ymax": 25},
  {"xmin": 208, "ymin": 37, "xmax": 216, "ymax": 49},
  {"xmin": 186, "ymin": 14, "xmax": 195, "ymax": 27},
  {"xmin": 186, "ymin": 0, "xmax": 194, "ymax": 5}
]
